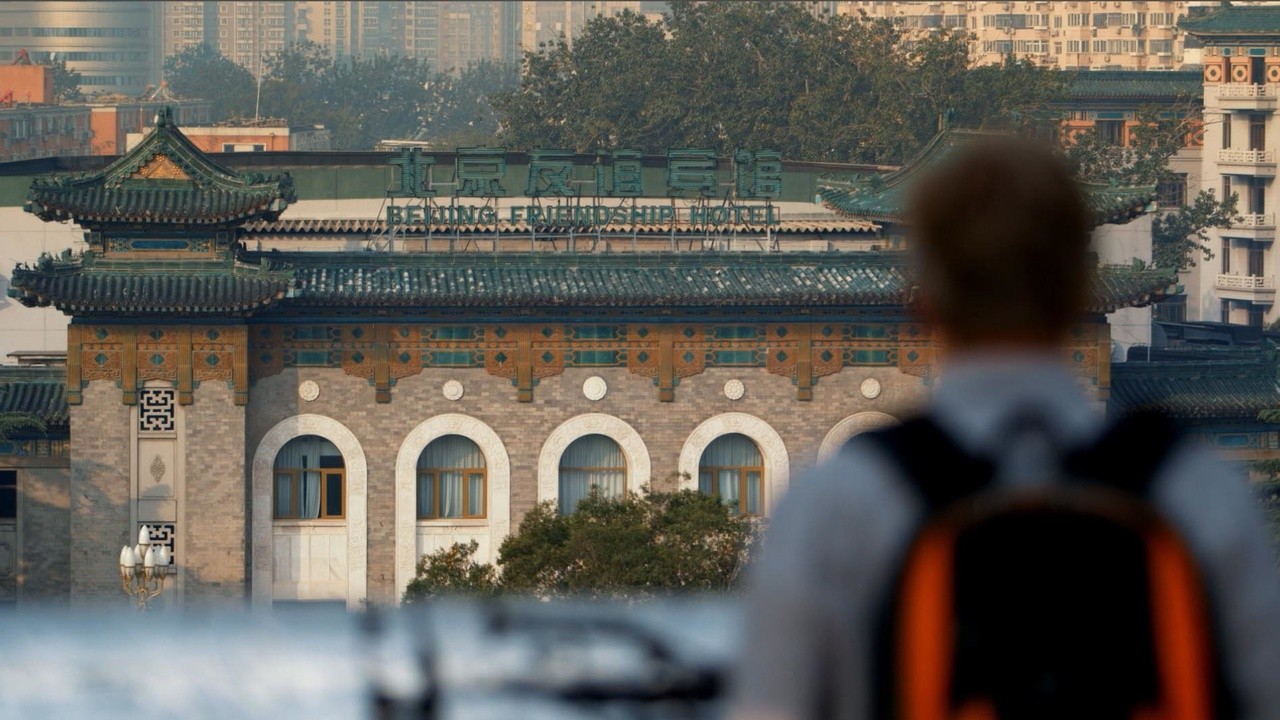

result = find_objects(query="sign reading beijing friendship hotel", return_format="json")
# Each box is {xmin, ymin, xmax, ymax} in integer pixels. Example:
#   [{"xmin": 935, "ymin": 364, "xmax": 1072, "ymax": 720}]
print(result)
[{"xmin": 384, "ymin": 147, "xmax": 784, "ymax": 228}]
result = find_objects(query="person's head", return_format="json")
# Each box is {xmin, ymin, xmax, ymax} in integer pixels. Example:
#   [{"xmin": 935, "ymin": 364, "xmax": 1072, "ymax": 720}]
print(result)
[{"xmin": 906, "ymin": 134, "xmax": 1091, "ymax": 350}]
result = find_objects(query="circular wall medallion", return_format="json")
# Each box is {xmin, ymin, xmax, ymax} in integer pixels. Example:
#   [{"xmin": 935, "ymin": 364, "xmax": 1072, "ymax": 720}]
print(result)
[
  {"xmin": 442, "ymin": 380, "xmax": 464, "ymax": 401},
  {"xmin": 723, "ymin": 379, "xmax": 745, "ymax": 401},
  {"xmin": 860, "ymin": 377, "xmax": 882, "ymax": 400},
  {"xmin": 298, "ymin": 380, "xmax": 320, "ymax": 402},
  {"xmin": 583, "ymin": 376, "xmax": 608, "ymax": 401}
]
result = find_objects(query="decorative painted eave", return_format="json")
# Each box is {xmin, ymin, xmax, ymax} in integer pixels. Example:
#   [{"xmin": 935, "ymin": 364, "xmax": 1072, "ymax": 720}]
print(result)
[
  {"xmin": 1179, "ymin": 6, "xmax": 1280, "ymax": 39},
  {"xmin": 8, "ymin": 248, "xmax": 1176, "ymax": 317},
  {"xmin": 24, "ymin": 106, "xmax": 295, "ymax": 227},
  {"xmin": 1058, "ymin": 69, "xmax": 1203, "ymax": 105},
  {"xmin": 0, "ymin": 367, "xmax": 68, "ymax": 429},
  {"xmin": 1111, "ymin": 353, "xmax": 1280, "ymax": 420},
  {"xmin": 6, "ymin": 252, "xmax": 296, "ymax": 318},
  {"xmin": 818, "ymin": 129, "xmax": 1157, "ymax": 228},
  {"xmin": 238, "ymin": 217, "xmax": 880, "ymax": 236}
]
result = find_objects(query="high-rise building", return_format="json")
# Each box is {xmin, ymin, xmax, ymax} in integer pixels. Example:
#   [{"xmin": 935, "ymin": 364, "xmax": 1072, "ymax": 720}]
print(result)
[
  {"xmin": 520, "ymin": 1, "xmax": 642, "ymax": 52},
  {"xmin": 436, "ymin": 1, "xmax": 521, "ymax": 73},
  {"xmin": 0, "ymin": 1, "xmax": 161, "ymax": 96},
  {"xmin": 161, "ymin": 1, "xmax": 294, "ymax": 77},
  {"xmin": 838, "ymin": 1, "xmax": 1191, "ymax": 71}
]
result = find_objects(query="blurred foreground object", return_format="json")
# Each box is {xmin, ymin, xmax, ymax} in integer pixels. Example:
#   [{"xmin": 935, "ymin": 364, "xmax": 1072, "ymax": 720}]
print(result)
[
  {"xmin": 0, "ymin": 599, "xmax": 737, "ymax": 720},
  {"xmin": 371, "ymin": 599, "xmax": 738, "ymax": 720}
]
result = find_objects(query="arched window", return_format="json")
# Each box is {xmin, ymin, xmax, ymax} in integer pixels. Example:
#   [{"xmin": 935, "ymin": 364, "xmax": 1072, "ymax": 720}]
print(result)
[
  {"xmin": 274, "ymin": 435, "xmax": 345, "ymax": 519},
  {"xmin": 698, "ymin": 433, "xmax": 763, "ymax": 516},
  {"xmin": 558, "ymin": 434, "xmax": 625, "ymax": 514},
  {"xmin": 418, "ymin": 435, "xmax": 486, "ymax": 519}
]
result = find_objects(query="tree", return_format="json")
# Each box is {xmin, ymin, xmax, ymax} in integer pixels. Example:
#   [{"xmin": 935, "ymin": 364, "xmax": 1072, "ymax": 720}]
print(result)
[
  {"xmin": 497, "ymin": 488, "xmax": 752, "ymax": 597},
  {"xmin": 402, "ymin": 540, "xmax": 499, "ymax": 603},
  {"xmin": 492, "ymin": 2, "xmax": 1063, "ymax": 163},
  {"xmin": 43, "ymin": 56, "xmax": 82, "ymax": 102},
  {"xmin": 400, "ymin": 487, "xmax": 756, "ymax": 603},
  {"xmin": 162, "ymin": 45, "xmax": 256, "ymax": 121},
  {"xmin": 412, "ymin": 61, "xmax": 519, "ymax": 148},
  {"xmin": 1062, "ymin": 101, "xmax": 1238, "ymax": 271}
]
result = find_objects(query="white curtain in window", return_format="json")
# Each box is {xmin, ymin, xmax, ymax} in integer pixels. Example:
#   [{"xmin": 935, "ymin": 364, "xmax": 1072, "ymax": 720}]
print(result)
[
  {"xmin": 274, "ymin": 435, "xmax": 342, "ymax": 519},
  {"xmin": 559, "ymin": 434, "xmax": 626, "ymax": 514},
  {"xmin": 419, "ymin": 436, "xmax": 485, "ymax": 518},
  {"xmin": 699, "ymin": 434, "xmax": 762, "ymax": 513},
  {"xmin": 701, "ymin": 433, "xmax": 762, "ymax": 467},
  {"xmin": 301, "ymin": 471, "xmax": 321, "ymax": 519}
]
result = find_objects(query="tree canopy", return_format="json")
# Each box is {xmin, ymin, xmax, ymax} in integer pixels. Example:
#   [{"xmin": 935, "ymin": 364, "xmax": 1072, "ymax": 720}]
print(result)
[
  {"xmin": 403, "ymin": 488, "xmax": 756, "ymax": 603},
  {"xmin": 164, "ymin": 43, "xmax": 516, "ymax": 151},
  {"xmin": 491, "ymin": 1, "xmax": 1063, "ymax": 164}
]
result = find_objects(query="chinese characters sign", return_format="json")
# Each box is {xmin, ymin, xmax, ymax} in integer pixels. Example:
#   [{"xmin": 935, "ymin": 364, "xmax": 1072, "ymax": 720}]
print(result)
[{"xmin": 385, "ymin": 147, "xmax": 783, "ymax": 227}]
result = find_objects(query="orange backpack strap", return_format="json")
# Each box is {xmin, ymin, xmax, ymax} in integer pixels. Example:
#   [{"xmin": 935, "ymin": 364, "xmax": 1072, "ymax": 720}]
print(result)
[{"xmin": 863, "ymin": 412, "xmax": 1229, "ymax": 720}]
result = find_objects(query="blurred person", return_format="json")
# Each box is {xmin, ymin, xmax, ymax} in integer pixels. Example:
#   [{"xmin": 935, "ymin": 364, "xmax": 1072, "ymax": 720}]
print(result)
[{"xmin": 730, "ymin": 136, "xmax": 1280, "ymax": 720}]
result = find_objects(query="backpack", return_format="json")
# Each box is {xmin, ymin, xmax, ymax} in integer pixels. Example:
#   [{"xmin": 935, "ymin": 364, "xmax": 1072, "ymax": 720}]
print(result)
[{"xmin": 863, "ymin": 412, "xmax": 1231, "ymax": 720}]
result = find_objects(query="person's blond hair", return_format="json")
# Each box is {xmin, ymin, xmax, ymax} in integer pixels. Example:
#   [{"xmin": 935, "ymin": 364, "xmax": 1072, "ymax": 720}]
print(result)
[{"xmin": 907, "ymin": 135, "xmax": 1091, "ymax": 346}]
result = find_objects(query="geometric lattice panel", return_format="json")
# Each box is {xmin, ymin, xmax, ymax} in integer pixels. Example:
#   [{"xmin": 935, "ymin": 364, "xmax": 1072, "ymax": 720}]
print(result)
[
  {"xmin": 141, "ymin": 522, "xmax": 176, "ymax": 566},
  {"xmin": 138, "ymin": 389, "xmax": 175, "ymax": 433}
]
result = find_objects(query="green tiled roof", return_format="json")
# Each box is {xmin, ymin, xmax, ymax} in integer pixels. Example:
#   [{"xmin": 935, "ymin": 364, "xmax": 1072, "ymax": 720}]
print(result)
[
  {"xmin": 1062, "ymin": 69, "xmax": 1203, "ymax": 103},
  {"xmin": 819, "ymin": 129, "xmax": 1157, "ymax": 226},
  {"xmin": 6, "ymin": 250, "xmax": 1177, "ymax": 316},
  {"xmin": 8, "ymin": 254, "xmax": 295, "ymax": 317},
  {"xmin": 25, "ymin": 107, "xmax": 294, "ymax": 227},
  {"xmin": 1180, "ymin": 6, "xmax": 1280, "ymax": 36},
  {"xmin": 0, "ymin": 367, "xmax": 68, "ymax": 428},
  {"xmin": 1111, "ymin": 357, "xmax": 1280, "ymax": 420}
]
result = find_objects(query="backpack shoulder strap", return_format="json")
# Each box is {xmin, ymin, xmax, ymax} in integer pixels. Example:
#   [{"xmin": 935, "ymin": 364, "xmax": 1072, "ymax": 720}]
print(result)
[
  {"xmin": 861, "ymin": 417, "xmax": 997, "ymax": 513},
  {"xmin": 1062, "ymin": 411, "xmax": 1184, "ymax": 496}
]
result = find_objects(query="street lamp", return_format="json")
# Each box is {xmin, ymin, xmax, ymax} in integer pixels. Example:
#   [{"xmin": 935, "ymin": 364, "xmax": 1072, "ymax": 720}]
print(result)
[{"xmin": 119, "ymin": 525, "xmax": 171, "ymax": 611}]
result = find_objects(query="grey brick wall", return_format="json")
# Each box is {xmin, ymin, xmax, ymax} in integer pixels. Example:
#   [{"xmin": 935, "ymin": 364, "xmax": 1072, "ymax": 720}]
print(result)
[
  {"xmin": 20, "ymin": 466, "xmax": 70, "ymax": 602},
  {"xmin": 69, "ymin": 381, "xmax": 131, "ymax": 604},
  {"xmin": 183, "ymin": 381, "xmax": 247, "ymax": 603},
  {"xmin": 246, "ymin": 364, "xmax": 928, "ymax": 602}
]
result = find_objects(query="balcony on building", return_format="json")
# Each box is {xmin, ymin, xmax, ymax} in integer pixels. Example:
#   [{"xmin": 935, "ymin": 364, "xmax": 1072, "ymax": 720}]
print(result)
[
  {"xmin": 1218, "ymin": 83, "xmax": 1280, "ymax": 111},
  {"xmin": 1218, "ymin": 148, "xmax": 1278, "ymax": 177},
  {"xmin": 1215, "ymin": 273, "xmax": 1277, "ymax": 304},
  {"xmin": 1229, "ymin": 213, "xmax": 1276, "ymax": 242}
]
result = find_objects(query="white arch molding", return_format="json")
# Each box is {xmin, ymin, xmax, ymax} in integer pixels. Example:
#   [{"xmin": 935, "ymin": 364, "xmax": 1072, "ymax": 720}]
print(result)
[
  {"xmin": 817, "ymin": 411, "xmax": 900, "ymax": 463},
  {"xmin": 251, "ymin": 414, "xmax": 368, "ymax": 609},
  {"xmin": 538, "ymin": 414, "xmax": 652, "ymax": 507},
  {"xmin": 394, "ymin": 414, "xmax": 511, "ymax": 600},
  {"xmin": 677, "ymin": 413, "xmax": 790, "ymax": 514}
]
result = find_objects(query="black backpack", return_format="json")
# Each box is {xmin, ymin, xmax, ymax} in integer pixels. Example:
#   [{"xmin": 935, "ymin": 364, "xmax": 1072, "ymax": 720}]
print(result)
[{"xmin": 864, "ymin": 412, "xmax": 1231, "ymax": 720}]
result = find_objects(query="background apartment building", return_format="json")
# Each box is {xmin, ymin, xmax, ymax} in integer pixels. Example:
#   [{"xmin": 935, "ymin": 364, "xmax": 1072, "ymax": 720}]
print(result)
[
  {"xmin": 840, "ymin": 1, "xmax": 1193, "ymax": 70},
  {"xmin": 1183, "ymin": 5, "xmax": 1280, "ymax": 328},
  {"xmin": 0, "ymin": 1, "xmax": 161, "ymax": 96}
]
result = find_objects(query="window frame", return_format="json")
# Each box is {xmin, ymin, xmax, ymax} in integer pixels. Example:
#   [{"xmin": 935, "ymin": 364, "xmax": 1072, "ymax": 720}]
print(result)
[
  {"xmin": 417, "ymin": 466, "xmax": 487, "ymax": 520},
  {"xmin": 273, "ymin": 452, "xmax": 345, "ymax": 520},
  {"xmin": 0, "ymin": 470, "xmax": 15, "ymax": 521},
  {"xmin": 698, "ymin": 462, "xmax": 764, "ymax": 517},
  {"xmin": 557, "ymin": 434, "xmax": 628, "ymax": 514}
]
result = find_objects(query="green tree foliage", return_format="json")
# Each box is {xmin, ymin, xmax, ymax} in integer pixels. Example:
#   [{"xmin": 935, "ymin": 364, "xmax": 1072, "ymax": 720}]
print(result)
[
  {"xmin": 162, "ymin": 45, "xmax": 257, "ymax": 121},
  {"xmin": 1062, "ymin": 102, "xmax": 1238, "ymax": 271},
  {"xmin": 43, "ymin": 56, "xmax": 82, "ymax": 102},
  {"xmin": 492, "ymin": 2, "xmax": 1062, "ymax": 163},
  {"xmin": 164, "ymin": 42, "xmax": 439, "ymax": 150},
  {"xmin": 402, "ymin": 540, "xmax": 499, "ymax": 603},
  {"xmin": 401, "ymin": 488, "xmax": 755, "ymax": 603},
  {"xmin": 414, "ymin": 61, "xmax": 519, "ymax": 149}
]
